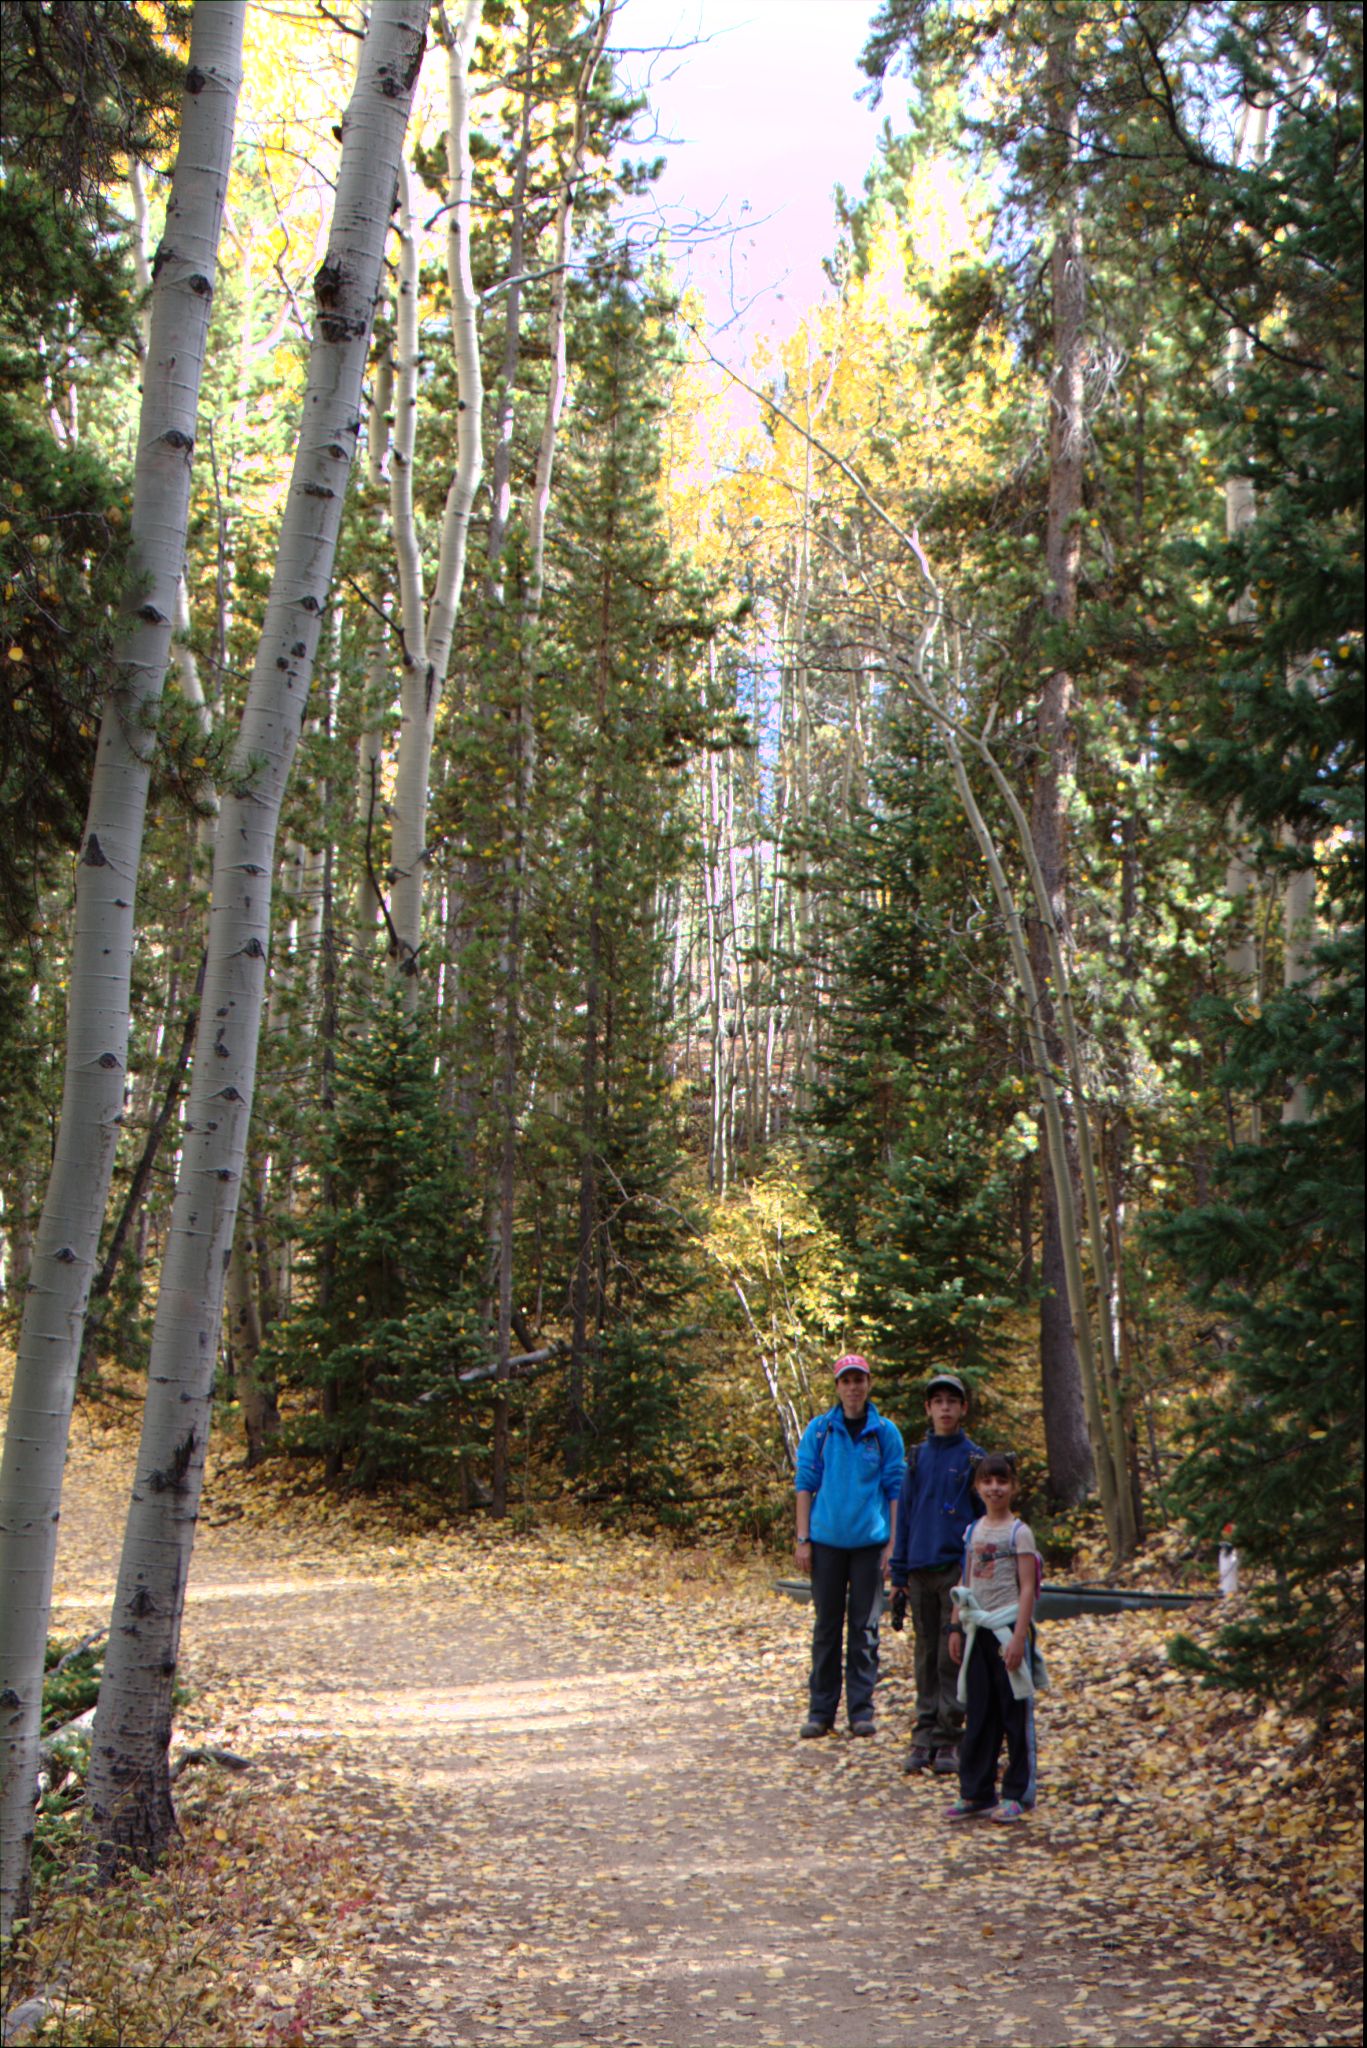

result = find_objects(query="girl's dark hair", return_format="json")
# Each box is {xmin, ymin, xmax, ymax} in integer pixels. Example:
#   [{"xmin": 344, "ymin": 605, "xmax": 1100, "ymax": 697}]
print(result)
[{"xmin": 972, "ymin": 1451, "xmax": 1018, "ymax": 1484}]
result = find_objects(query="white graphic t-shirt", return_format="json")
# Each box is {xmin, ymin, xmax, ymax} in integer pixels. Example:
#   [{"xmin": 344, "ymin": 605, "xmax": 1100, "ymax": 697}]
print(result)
[{"xmin": 965, "ymin": 1516, "xmax": 1037, "ymax": 1611}]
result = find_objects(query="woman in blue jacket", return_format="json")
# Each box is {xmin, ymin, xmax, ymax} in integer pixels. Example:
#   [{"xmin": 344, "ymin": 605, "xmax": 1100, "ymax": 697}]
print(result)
[{"xmin": 793, "ymin": 1354, "xmax": 906, "ymax": 1737}]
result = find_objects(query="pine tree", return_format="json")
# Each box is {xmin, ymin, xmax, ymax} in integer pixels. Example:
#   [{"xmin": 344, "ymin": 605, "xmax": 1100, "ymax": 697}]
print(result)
[
  {"xmin": 269, "ymin": 986, "xmax": 485, "ymax": 1487},
  {"xmin": 0, "ymin": 2, "xmax": 187, "ymax": 937},
  {"xmin": 806, "ymin": 722, "xmax": 1020, "ymax": 1415},
  {"xmin": 538, "ymin": 264, "xmax": 718, "ymax": 1494},
  {"xmin": 1154, "ymin": 13, "xmax": 1363, "ymax": 1707}
]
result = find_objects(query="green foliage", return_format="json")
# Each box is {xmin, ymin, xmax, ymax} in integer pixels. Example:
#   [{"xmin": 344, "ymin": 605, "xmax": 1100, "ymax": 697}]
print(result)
[
  {"xmin": 1159, "ymin": 1091, "xmax": 1364, "ymax": 1708},
  {"xmin": 581, "ymin": 1318, "xmax": 703, "ymax": 1515},
  {"xmin": 0, "ymin": 3, "xmax": 186, "ymax": 937},
  {"xmin": 267, "ymin": 987, "xmax": 487, "ymax": 1490},
  {"xmin": 0, "ymin": 3, "xmax": 186, "ymax": 208},
  {"xmin": 33, "ymin": 1635, "xmax": 103, "ymax": 1890},
  {"xmin": 41, "ymin": 1633, "xmax": 102, "ymax": 1735},
  {"xmin": 1153, "ymin": 12, "xmax": 1364, "ymax": 1708},
  {"xmin": 0, "ymin": 936, "xmax": 58, "ymax": 1272},
  {"xmin": 0, "ymin": 407, "xmax": 132, "ymax": 940}
]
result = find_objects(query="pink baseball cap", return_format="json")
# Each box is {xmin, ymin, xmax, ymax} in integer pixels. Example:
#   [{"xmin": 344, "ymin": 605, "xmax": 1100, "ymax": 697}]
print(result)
[{"xmin": 833, "ymin": 1353, "xmax": 871, "ymax": 1378}]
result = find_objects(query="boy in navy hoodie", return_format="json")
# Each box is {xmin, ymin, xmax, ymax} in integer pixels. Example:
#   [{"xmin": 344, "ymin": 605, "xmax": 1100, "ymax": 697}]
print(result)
[{"xmin": 888, "ymin": 1372, "xmax": 982, "ymax": 1776}]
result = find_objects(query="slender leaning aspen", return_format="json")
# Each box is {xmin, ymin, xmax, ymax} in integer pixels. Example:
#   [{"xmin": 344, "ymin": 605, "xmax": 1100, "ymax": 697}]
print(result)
[
  {"xmin": 0, "ymin": 1, "xmax": 246, "ymax": 1941},
  {"xmin": 85, "ymin": 0, "xmax": 434, "ymax": 1874},
  {"xmin": 389, "ymin": 0, "xmax": 486, "ymax": 987}
]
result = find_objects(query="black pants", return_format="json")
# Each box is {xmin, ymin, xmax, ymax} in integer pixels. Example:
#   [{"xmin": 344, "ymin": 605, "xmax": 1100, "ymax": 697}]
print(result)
[
  {"xmin": 808, "ymin": 1541, "xmax": 883, "ymax": 1726},
  {"xmin": 958, "ymin": 1626, "xmax": 1037, "ymax": 1808}
]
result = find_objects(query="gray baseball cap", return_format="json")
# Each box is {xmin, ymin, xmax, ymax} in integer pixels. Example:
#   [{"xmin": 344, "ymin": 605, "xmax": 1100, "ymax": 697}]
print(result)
[{"xmin": 925, "ymin": 1372, "xmax": 968, "ymax": 1401}]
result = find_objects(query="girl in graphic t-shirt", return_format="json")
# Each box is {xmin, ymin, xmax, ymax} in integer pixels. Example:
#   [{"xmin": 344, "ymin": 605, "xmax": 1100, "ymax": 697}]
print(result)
[{"xmin": 945, "ymin": 1452, "xmax": 1040, "ymax": 1822}]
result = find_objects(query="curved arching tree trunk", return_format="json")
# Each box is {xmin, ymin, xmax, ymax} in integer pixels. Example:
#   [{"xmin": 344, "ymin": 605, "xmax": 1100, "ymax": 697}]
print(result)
[
  {"xmin": 84, "ymin": 0, "xmax": 433, "ymax": 1878},
  {"xmin": 0, "ymin": 0, "xmax": 246, "ymax": 1942}
]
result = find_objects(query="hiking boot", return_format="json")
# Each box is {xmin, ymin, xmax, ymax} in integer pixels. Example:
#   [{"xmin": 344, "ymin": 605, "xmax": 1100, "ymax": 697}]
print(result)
[
  {"xmin": 932, "ymin": 1744, "xmax": 960, "ymax": 1775},
  {"xmin": 900, "ymin": 1744, "xmax": 933, "ymax": 1774},
  {"xmin": 849, "ymin": 1716, "xmax": 876, "ymax": 1737},
  {"xmin": 799, "ymin": 1717, "xmax": 833, "ymax": 1739}
]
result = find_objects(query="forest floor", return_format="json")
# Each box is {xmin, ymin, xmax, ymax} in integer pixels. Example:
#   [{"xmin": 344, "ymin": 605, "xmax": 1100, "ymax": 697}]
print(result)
[{"xmin": 10, "ymin": 1396, "xmax": 1364, "ymax": 2048}]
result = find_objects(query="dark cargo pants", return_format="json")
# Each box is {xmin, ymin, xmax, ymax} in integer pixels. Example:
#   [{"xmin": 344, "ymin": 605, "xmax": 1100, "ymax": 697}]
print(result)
[
  {"xmin": 906, "ymin": 1563, "xmax": 964, "ymax": 1752},
  {"xmin": 958, "ymin": 1625, "xmax": 1037, "ymax": 1808},
  {"xmin": 807, "ymin": 1540, "xmax": 883, "ymax": 1726}
]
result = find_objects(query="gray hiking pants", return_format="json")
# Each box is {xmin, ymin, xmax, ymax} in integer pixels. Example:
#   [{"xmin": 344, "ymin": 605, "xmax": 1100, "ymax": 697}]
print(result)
[{"xmin": 906, "ymin": 1563, "xmax": 964, "ymax": 1751}]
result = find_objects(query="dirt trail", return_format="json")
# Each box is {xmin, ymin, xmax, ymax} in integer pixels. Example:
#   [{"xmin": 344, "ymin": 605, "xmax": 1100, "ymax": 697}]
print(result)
[{"xmin": 47, "ymin": 1415, "xmax": 1355, "ymax": 2048}]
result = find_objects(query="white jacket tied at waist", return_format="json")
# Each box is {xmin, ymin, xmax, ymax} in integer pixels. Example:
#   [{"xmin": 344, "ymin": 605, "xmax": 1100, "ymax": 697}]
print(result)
[{"xmin": 951, "ymin": 1584, "xmax": 1051, "ymax": 1705}]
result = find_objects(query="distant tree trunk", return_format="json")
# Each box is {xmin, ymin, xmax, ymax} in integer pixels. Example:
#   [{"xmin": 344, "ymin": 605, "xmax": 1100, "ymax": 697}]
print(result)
[
  {"xmin": 227, "ymin": 1216, "xmax": 277, "ymax": 1465},
  {"xmin": 1222, "ymin": 94, "xmax": 1271, "ymax": 1145},
  {"xmin": 724, "ymin": 757, "xmax": 755, "ymax": 1152},
  {"xmin": 84, "ymin": 2, "xmax": 433, "ymax": 1879},
  {"xmin": 1029, "ymin": 8, "xmax": 1094, "ymax": 1511},
  {"xmin": 1280, "ymin": 832, "xmax": 1319, "ymax": 1125},
  {"xmin": 702, "ymin": 716, "xmax": 729, "ymax": 1191},
  {"xmin": 568, "ymin": 857, "xmax": 603, "ymax": 1465},
  {"xmin": 78, "ymin": 956, "xmax": 205, "ymax": 1385},
  {"xmin": 0, "ymin": 1, "xmax": 245, "ymax": 1942}
]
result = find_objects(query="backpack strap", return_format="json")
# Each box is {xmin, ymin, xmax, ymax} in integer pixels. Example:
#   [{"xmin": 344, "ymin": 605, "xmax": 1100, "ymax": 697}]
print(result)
[
  {"xmin": 1010, "ymin": 1517, "xmax": 1045, "ymax": 1594},
  {"xmin": 810, "ymin": 1405, "xmax": 841, "ymax": 1489}
]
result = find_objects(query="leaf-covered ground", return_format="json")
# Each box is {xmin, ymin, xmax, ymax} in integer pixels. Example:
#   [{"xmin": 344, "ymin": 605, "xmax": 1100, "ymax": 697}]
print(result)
[{"xmin": 15, "ymin": 1404, "xmax": 1363, "ymax": 2047}]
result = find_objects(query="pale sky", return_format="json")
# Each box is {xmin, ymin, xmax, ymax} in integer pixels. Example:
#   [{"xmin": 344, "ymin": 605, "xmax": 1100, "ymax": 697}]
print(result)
[{"xmin": 611, "ymin": 0, "xmax": 894, "ymax": 346}]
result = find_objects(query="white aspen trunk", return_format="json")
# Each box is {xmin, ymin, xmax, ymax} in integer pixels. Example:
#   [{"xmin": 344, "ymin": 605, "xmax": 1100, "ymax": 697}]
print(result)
[
  {"xmin": 0, "ymin": 1, "xmax": 245, "ymax": 1941},
  {"xmin": 723, "ymin": 756, "xmax": 755, "ymax": 1152},
  {"xmin": 386, "ymin": 156, "xmax": 432, "ymax": 979},
  {"xmin": 786, "ymin": 463, "xmax": 816, "ymax": 1113},
  {"xmin": 764, "ymin": 730, "xmax": 788, "ymax": 1139},
  {"xmin": 357, "ymin": 341, "xmax": 393, "ymax": 939},
  {"xmin": 84, "ymin": 1, "xmax": 433, "ymax": 1875},
  {"xmin": 701, "ymin": 713, "xmax": 727, "ymax": 1190},
  {"xmin": 389, "ymin": 0, "xmax": 486, "ymax": 988},
  {"xmin": 1281, "ymin": 835, "xmax": 1318, "ymax": 1125}
]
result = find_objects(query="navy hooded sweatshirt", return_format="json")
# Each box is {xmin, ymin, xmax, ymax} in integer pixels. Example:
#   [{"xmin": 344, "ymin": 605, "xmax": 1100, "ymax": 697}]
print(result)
[{"xmin": 889, "ymin": 1427, "xmax": 983, "ymax": 1580}]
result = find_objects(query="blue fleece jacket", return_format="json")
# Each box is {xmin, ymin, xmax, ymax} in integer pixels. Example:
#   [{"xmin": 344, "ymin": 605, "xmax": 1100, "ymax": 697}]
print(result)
[
  {"xmin": 889, "ymin": 1427, "xmax": 983, "ymax": 1580},
  {"xmin": 794, "ymin": 1402, "xmax": 906, "ymax": 1549}
]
